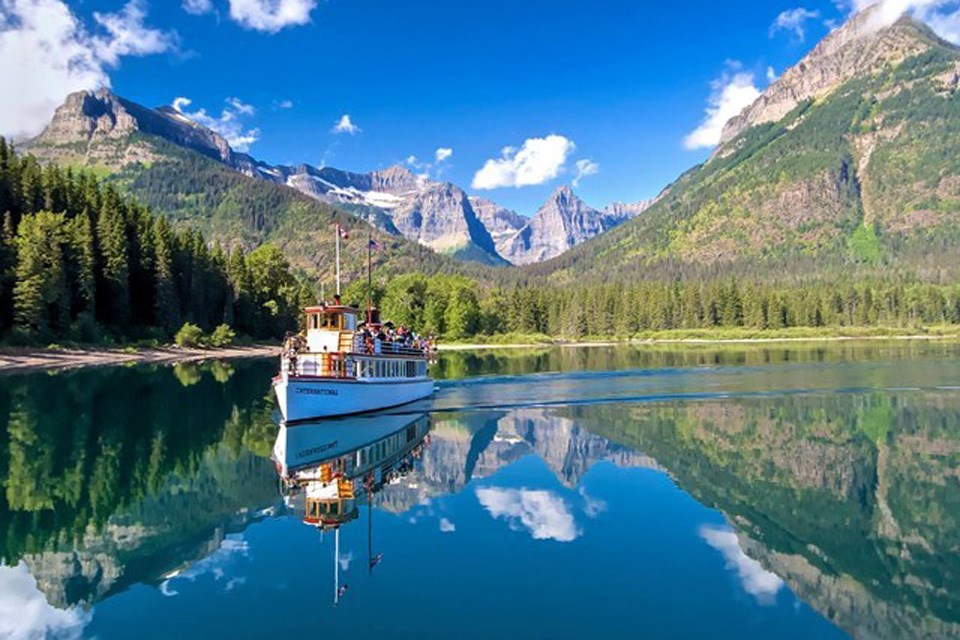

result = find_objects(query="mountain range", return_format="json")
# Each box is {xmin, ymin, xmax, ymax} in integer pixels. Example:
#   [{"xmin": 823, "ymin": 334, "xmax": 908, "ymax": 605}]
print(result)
[
  {"xmin": 15, "ymin": 5, "xmax": 960, "ymax": 284},
  {"xmin": 22, "ymin": 90, "xmax": 649, "ymax": 267}
]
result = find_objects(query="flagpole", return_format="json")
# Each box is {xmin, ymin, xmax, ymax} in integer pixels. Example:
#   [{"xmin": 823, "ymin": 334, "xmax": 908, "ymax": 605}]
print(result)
[
  {"xmin": 335, "ymin": 225, "xmax": 342, "ymax": 297},
  {"xmin": 367, "ymin": 233, "xmax": 373, "ymax": 323}
]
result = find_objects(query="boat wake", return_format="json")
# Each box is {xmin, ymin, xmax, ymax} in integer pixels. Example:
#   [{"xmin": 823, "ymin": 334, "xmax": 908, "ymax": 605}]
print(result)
[{"xmin": 369, "ymin": 361, "xmax": 959, "ymax": 418}]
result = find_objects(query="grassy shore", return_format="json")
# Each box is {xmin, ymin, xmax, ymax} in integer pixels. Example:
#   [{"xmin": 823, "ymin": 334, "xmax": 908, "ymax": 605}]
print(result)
[
  {"xmin": 437, "ymin": 325, "xmax": 960, "ymax": 350},
  {"xmin": 0, "ymin": 344, "xmax": 277, "ymax": 373}
]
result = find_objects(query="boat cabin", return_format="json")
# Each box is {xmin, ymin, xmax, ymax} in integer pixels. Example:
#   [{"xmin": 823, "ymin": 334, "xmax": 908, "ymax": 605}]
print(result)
[
  {"xmin": 302, "ymin": 476, "xmax": 358, "ymax": 529},
  {"xmin": 305, "ymin": 305, "xmax": 359, "ymax": 353}
]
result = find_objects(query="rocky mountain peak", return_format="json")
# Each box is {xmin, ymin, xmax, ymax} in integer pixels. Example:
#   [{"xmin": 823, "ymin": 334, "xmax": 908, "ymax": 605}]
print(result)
[
  {"xmin": 546, "ymin": 184, "xmax": 578, "ymax": 207},
  {"xmin": 370, "ymin": 164, "xmax": 421, "ymax": 194},
  {"xmin": 469, "ymin": 197, "xmax": 526, "ymax": 235},
  {"xmin": 28, "ymin": 88, "xmax": 236, "ymax": 167},
  {"xmin": 390, "ymin": 181, "xmax": 503, "ymax": 263},
  {"xmin": 720, "ymin": 10, "xmax": 947, "ymax": 145},
  {"xmin": 500, "ymin": 186, "xmax": 633, "ymax": 265},
  {"xmin": 538, "ymin": 186, "xmax": 594, "ymax": 228},
  {"xmin": 35, "ymin": 88, "xmax": 138, "ymax": 144}
]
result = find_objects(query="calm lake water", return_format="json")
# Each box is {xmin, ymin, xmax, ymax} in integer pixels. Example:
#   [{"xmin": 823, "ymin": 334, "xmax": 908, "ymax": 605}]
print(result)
[{"xmin": 1, "ymin": 343, "xmax": 959, "ymax": 639}]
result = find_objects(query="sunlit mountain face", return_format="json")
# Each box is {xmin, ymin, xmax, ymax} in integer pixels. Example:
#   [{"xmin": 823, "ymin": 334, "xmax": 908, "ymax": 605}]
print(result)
[{"xmin": 2, "ymin": 343, "xmax": 960, "ymax": 638}]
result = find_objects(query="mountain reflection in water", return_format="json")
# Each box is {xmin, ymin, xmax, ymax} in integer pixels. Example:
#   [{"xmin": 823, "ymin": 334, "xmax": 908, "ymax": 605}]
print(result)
[{"xmin": 0, "ymin": 344, "xmax": 958, "ymax": 639}]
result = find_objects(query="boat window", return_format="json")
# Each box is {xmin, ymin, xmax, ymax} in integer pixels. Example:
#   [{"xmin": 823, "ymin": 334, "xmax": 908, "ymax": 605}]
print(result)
[
  {"xmin": 310, "ymin": 314, "xmax": 319, "ymax": 330},
  {"xmin": 321, "ymin": 313, "xmax": 341, "ymax": 330}
]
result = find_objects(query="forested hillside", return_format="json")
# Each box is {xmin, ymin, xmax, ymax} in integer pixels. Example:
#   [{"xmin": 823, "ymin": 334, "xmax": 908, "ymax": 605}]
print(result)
[
  {"xmin": 0, "ymin": 138, "xmax": 311, "ymax": 344},
  {"xmin": 536, "ymin": 16, "xmax": 960, "ymax": 283},
  {"xmin": 113, "ymin": 138, "xmax": 484, "ymax": 282}
]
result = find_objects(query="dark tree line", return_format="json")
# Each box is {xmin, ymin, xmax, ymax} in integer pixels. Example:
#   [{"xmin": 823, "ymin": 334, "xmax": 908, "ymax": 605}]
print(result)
[
  {"xmin": 480, "ymin": 279, "xmax": 960, "ymax": 338},
  {"xmin": 369, "ymin": 273, "xmax": 960, "ymax": 340},
  {"xmin": 0, "ymin": 139, "xmax": 311, "ymax": 344}
]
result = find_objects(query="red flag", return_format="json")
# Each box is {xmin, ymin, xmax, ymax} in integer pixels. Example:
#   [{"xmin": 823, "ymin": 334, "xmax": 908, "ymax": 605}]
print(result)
[{"xmin": 337, "ymin": 224, "xmax": 349, "ymax": 240}]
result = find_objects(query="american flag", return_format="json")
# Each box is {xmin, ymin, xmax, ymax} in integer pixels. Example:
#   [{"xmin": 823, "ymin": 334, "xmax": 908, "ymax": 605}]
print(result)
[
  {"xmin": 368, "ymin": 238, "xmax": 383, "ymax": 251},
  {"xmin": 337, "ymin": 224, "xmax": 349, "ymax": 239}
]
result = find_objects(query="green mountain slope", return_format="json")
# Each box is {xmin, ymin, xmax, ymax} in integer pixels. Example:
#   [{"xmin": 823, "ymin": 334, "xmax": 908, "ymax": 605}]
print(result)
[
  {"xmin": 111, "ymin": 137, "xmax": 473, "ymax": 282},
  {"xmin": 537, "ymin": 15, "xmax": 960, "ymax": 283}
]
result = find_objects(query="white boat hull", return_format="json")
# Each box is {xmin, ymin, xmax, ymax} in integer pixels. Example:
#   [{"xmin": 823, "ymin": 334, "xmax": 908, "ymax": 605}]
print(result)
[{"xmin": 274, "ymin": 375, "xmax": 434, "ymax": 422}]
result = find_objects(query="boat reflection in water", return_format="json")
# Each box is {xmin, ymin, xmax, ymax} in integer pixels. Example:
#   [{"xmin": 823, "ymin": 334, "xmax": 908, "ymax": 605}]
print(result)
[{"xmin": 272, "ymin": 412, "xmax": 431, "ymax": 605}]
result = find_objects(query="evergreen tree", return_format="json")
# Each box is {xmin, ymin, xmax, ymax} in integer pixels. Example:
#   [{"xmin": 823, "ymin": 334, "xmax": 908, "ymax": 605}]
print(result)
[
  {"xmin": 95, "ymin": 198, "xmax": 130, "ymax": 330},
  {"xmin": 67, "ymin": 210, "xmax": 97, "ymax": 319},
  {"xmin": 13, "ymin": 212, "xmax": 70, "ymax": 336},
  {"xmin": 153, "ymin": 217, "xmax": 180, "ymax": 334}
]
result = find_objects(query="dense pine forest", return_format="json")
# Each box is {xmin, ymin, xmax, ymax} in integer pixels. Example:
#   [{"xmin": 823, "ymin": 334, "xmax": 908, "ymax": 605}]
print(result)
[
  {"xmin": 0, "ymin": 138, "xmax": 311, "ymax": 345},
  {"xmin": 358, "ymin": 273, "xmax": 960, "ymax": 341}
]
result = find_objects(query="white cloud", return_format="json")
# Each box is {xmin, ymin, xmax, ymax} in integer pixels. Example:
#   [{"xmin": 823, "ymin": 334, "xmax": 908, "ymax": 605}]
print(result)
[
  {"xmin": 159, "ymin": 533, "xmax": 250, "ymax": 597},
  {"xmin": 572, "ymin": 158, "xmax": 599, "ymax": 188},
  {"xmin": 332, "ymin": 113, "xmax": 360, "ymax": 135},
  {"xmin": 472, "ymin": 135, "xmax": 576, "ymax": 190},
  {"xmin": 0, "ymin": 0, "xmax": 176, "ymax": 139},
  {"xmin": 683, "ymin": 63, "xmax": 761, "ymax": 150},
  {"xmin": 844, "ymin": 1, "xmax": 960, "ymax": 43},
  {"xmin": 226, "ymin": 96, "xmax": 255, "ymax": 116},
  {"xmin": 172, "ymin": 95, "xmax": 261, "ymax": 151},
  {"xmin": 700, "ymin": 525, "xmax": 784, "ymax": 604},
  {"xmin": 227, "ymin": 0, "xmax": 317, "ymax": 33},
  {"xmin": 182, "ymin": 0, "xmax": 213, "ymax": 15},
  {"xmin": 476, "ymin": 487, "xmax": 580, "ymax": 542},
  {"xmin": 766, "ymin": 66, "xmax": 779, "ymax": 83},
  {"xmin": 405, "ymin": 148, "xmax": 453, "ymax": 180},
  {"xmin": 579, "ymin": 487, "xmax": 607, "ymax": 518},
  {"xmin": 0, "ymin": 562, "xmax": 90, "ymax": 639},
  {"xmin": 92, "ymin": 0, "xmax": 176, "ymax": 65},
  {"xmin": 277, "ymin": 99, "xmax": 294, "ymax": 109},
  {"xmin": 770, "ymin": 7, "xmax": 821, "ymax": 40},
  {"xmin": 439, "ymin": 517, "xmax": 456, "ymax": 533}
]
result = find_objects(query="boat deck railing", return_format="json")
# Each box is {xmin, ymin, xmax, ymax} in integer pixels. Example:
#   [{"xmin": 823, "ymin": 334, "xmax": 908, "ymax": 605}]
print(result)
[
  {"xmin": 282, "ymin": 349, "xmax": 430, "ymax": 379},
  {"xmin": 351, "ymin": 338, "xmax": 431, "ymax": 358}
]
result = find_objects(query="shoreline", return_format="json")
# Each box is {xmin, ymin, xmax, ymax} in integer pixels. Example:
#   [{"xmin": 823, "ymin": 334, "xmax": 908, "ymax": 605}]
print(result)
[
  {"xmin": 437, "ymin": 332, "xmax": 960, "ymax": 351},
  {"xmin": 2, "ymin": 330, "xmax": 958, "ymax": 373},
  {"xmin": 0, "ymin": 344, "xmax": 278, "ymax": 374}
]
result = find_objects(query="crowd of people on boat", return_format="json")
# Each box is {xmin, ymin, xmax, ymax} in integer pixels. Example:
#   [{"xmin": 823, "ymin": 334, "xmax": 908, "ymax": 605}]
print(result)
[{"xmin": 356, "ymin": 323, "xmax": 432, "ymax": 356}]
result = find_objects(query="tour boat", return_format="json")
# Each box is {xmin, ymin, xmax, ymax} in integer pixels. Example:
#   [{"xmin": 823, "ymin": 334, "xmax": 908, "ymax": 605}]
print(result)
[
  {"xmin": 272, "ymin": 303, "xmax": 434, "ymax": 421},
  {"xmin": 273, "ymin": 225, "xmax": 435, "ymax": 422}
]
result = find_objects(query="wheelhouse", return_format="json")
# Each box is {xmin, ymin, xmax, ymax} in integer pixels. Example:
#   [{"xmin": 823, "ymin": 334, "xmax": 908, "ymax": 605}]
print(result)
[{"xmin": 304, "ymin": 305, "xmax": 359, "ymax": 353}]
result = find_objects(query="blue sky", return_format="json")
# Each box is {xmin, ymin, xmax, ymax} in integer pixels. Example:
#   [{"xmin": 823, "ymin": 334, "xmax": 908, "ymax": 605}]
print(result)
[{"xmin": 3, "ymin": 0, "xmax": 957, "ymax": 215}]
